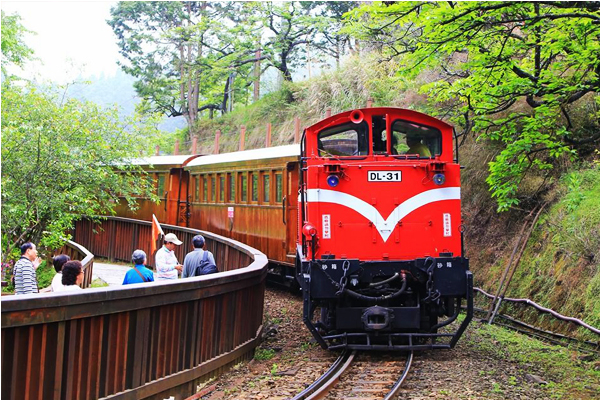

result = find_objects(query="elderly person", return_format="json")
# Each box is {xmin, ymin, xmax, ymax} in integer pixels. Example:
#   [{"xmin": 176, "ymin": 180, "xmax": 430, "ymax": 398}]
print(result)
[
  {"xmin": 50, "ymin": 254, "xmax": 71, "ymax": 292},
  {"xmin": 123, "ymin": 249, "xmax": 154, "ymax": 284},
  {"xmin": 55, "ymin": 260, "xmax": 84, "ymax": 292},
  {"xmin": 155, "ymin": 233, "xmax": 183, "ymax": 280},
  {"xmin": 13, "ymin": 242, "xmax": 42, "ymax": 294},
  {"xmin": 182, "ymin": 234, "xmax": 217, "ymax": 278}
]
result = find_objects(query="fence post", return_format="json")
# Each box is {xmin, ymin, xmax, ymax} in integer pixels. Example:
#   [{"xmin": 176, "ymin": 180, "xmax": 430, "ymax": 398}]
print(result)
[
  {"xmin": 215, "ymin": 130, "xmax": 221, "ymax": 154},
  {"xmin": 265, "ymin": 123, "xmax": 272, "ymax": 147},
  {"xmin": 192, "ymin": 136, "xmax": 198, "ymax": 154},
  {"xmin": 367, "ymin": 98, "xmax": 373, "ymax": 108},
  {"xmin": 294, "ymin": 117, "xmax": 300, "ymax": 144},
  {"xmin": 326, "ymin": 107, "xmax": 331, "ymax": 118},
  {"xmin": 155, "ymin": 145, "xmax": 160, "ymax": 156},
  {"xmin": 174, "ymin": 140, "xmax": 180, "ymax": 155},
  {"xmin": 240, "ymin": 126, "xmax": 246, "ymax": 151}
]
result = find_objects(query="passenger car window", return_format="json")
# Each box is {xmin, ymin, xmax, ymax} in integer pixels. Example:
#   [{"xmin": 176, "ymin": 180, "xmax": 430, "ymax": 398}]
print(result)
[
  {"xmin": 228, "ymin": 173, "xmax": 235, "ymax": 203},
  {"xmin": 251, "ymin": 173, "xmax": 258, "ymax": 202},
  {"xmin": 318, "ymin": 121, "xmax": 369, "ymax": 157},
  {"xmin": 203, "ymin": 176, "xmax": 207, "ymax": 202},
  {"xmin": 275, "ymin": 173, "xmax": 283, "ymax": 203},
  {"xmin": 157, "ymin": 174, "xmax": 165, "ymax": 197},
  {"xmin": 391, "ymin": 120, "xmax": 441, "ymax": 158},
  {"xmin": 240, "ymin": 174, "xmax": 247, "ymax": 202},
  {"xmin": 195, "ymin": 176, "xmax": 200, "ymax": 202},
  {"xmin": 263, "ymin": 173, "xmax": 270, "ymax": 203},
  {"xmin": 211, "ymin": 176, "xmax": 216, "ymax": 202},
  {"xmin": 219, "ymin": 175, "xmax": 225, "ymax": 202}
]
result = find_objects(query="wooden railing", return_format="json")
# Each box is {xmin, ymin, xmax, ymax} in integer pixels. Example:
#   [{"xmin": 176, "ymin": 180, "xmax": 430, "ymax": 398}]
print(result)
[{"xmin": 1, "ymin": 216, "xmax": 268, "ymax": 400}]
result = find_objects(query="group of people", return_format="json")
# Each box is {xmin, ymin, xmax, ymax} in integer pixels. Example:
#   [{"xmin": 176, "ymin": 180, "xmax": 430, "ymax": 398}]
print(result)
[
  {"xmin": 12, "ymin": 232, "xmax": 217, "ymax": 294},
  {"xmin": 13, "ymin": 242, "xmax": 85, "ymax": 295},
  {"xmin": 123, "ymin": 233, "xmax": 217, "ymax": 285}
]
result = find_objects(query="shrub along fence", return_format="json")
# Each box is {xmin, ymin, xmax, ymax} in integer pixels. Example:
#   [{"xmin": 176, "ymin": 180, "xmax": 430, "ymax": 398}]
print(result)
[{"xmin": 1, "ymin": 216, "xmax": 268, "ymax": 400}]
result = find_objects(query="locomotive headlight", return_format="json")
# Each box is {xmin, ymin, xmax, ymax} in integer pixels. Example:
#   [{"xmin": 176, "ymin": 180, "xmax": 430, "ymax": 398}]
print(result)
[
  {"xmin": 433, "ymin": 173, "xmax": 446, "ymax": 185},
  {"xmin": 327, "ymin": 174, "xmax": 340, "ymax": 188}
]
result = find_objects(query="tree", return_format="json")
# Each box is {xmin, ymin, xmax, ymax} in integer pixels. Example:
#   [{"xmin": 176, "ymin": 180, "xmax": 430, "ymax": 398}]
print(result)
[
  {"xmin": 252, "ymin": 2, "xmax": 319, "ymax": 82},
  {"xmin": 347, "ymin": 2, "xmax": 600, "ymax": 210},
  {"xmin": 1, "ymin": 11, "xmax": 34, "ymax": 77},
  {"xmin": 109, "ymin": 2, "xmax": 259, "ymax": 131},
  {"xmin": 1, "ymin": 82, "xmax": 159, "ymax": 262},
  {"xmin": 310, "ymin": 2, "xmax": 359, "ymax": 69}
]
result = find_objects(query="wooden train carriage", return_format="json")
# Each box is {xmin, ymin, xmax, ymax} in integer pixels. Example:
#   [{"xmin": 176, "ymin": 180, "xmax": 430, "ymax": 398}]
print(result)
[
  {"xmin": 115, "ymin": 155, "xmax": 199, "ymax": 226},
  {"xmin": 184, "ymin": 145, "xmax": 300, "ymax": 278}
]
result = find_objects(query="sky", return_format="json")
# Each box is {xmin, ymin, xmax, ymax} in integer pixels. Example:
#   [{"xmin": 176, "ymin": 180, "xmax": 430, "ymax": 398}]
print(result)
[{"xmin": 2, "ymin": 1, "xmax": 122, "ymax": 83}]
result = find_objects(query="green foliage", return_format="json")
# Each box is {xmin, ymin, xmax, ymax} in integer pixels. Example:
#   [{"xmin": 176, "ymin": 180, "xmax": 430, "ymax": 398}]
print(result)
[
  {"xmin": 1, "ymin": 11, "xmax": 34, "ymax": 77},
  {"xmin": 346, "ymin": 2, "xmax": 600, "ymax": 211},
  {"xmin": 35, "ymin": 260, "xmax": 54, "ymax": 290},
  {"xmin": 253, "ymin": 348, "xmax": 276, "ymax": 361},
  {"xmin": 1, "ymin": 82, "xmax": 158, "ymax": 261}
]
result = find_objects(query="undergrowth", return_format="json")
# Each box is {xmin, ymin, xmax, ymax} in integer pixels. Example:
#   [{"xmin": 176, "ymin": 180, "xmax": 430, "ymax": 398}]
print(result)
[{"xmin": 470, "ymin": 322, "xmax": 600, "ymax": 399}]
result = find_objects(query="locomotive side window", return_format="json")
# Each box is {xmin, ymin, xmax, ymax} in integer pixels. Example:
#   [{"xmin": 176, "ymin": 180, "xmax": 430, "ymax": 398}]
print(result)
[
  {"xmin": 240, "ymin": 174, "xmax": 247, "ymax": 202},
  {"xmin": 391, "ymin": 120, "xmax": 441, "ymax": 158},
  {"xmin": 211, "ymin": 176, "xmax": 216, "ymax": 202},
  {"xmin": 275, "ymin": 173, "xmax": 283, "ymax": 203},
  {"xmin": 251, "ymin": 173, "xmax": 258, "ymax": 202},
  {"xmin": 219, "ymin": 175, "xmax": 225, "ymax": 202},
  {"xmin": 228, "ymin": 173, "xmax": 235, "ymax": 203},
  {"xmin": 318, "ymin": 121, "xmax": 368, "ymax": 157},
  {"xmin": 263, "ymin": 173, "xmax": 270, "ymax": 203}
]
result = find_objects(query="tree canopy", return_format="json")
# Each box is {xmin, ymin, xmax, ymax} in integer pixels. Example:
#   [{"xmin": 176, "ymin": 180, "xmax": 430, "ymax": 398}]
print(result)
[
  {"xmin": 1, "ymin": 13, "xmax": 159, "ymax": 261},
  {"xmin": 347, "ymin": 1, "xmax": 600, "ymax": 210},
  {"xmin": 1, "ymin": 10, "xmax": 34, "ymax": 77}
]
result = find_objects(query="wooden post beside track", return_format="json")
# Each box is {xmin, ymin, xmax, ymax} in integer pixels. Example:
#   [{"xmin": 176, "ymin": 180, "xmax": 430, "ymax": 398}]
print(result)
[
  {"xmin": 155, "ymin": 145, "xmax": 160, "ymax": 156},
  {"xmin": 174, "ymin": 140, "xmax": 180, "ymax": 155},
  {"xmin": 192, "ymin": 136, "xmax": 198, "ymax": 154},
  {"xmin": 294, "ymin": 117, "xmax": 300, "ymax": 144},
  {"xmin": 367, "ymin": 98, "xmax": 373, "ymax": 108},
  {"xmin": 215, "ymin": 130, "xmax": 221, "ymax": 154},
  {"xmin": 326, "ymin": 108, "xmax": 332, "ymax": 118},
  {"xmin": 266, "ymin": 123, "xmax": 272, "ymax": 147},
  {"xmin": 240, "ymin": 125, "xmax": 246, "ymax": 151}
]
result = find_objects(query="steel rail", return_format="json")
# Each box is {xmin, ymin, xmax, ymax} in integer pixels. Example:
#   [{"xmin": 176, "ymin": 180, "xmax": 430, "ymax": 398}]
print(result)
[
  {"xmin": 383, "ymin": 351, "xmax": 414, "ymax": 400},
  {"xmin": 291, "ymin": 350, "xmax": 356, "ymax": 400}
]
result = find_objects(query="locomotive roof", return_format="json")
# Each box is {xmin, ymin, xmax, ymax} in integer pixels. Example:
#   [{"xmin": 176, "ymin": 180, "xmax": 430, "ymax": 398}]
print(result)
[{"xmin": 186, "ymin": 144, "xmax": 300, "ymax": 167}]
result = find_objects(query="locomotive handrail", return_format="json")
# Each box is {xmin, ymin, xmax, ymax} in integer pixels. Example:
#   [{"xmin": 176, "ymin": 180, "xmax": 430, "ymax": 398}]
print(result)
[{"xmin": 1, "ymin": 216, "xmax": 268, "ymax": 400}]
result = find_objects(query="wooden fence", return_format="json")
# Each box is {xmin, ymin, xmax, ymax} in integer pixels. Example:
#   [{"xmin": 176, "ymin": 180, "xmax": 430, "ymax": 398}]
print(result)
[{"xmin": 1, "ymin": 216, "xmax": 268, "ymax": 400}]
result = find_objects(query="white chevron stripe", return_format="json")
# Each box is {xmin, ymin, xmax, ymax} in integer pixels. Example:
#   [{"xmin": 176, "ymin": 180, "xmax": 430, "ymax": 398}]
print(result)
[{"xmin": 306, "ymin": 187, "xmax": 461, "ymax": 242}]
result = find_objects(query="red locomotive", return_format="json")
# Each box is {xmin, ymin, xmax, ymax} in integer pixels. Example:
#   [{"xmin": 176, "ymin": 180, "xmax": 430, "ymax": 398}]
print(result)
[
  {"xmin": 114, "ymin": 107, "xmax": 472, "ymax": 351},
  {"xmin": 297, "ymin": 108, "xmax": 472, "ymax": 350}
]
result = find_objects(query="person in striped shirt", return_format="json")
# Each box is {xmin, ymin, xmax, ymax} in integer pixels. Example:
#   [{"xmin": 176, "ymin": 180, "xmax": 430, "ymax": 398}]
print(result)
[{"xmin": 13, "ymin": 242, "xmax": 42, "ymax": 295}]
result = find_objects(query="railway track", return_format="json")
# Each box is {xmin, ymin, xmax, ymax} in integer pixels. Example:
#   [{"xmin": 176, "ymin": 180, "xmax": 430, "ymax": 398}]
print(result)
[{"xmin": 291, "ymin": 350, "xmax": 413, "ymax": 400}]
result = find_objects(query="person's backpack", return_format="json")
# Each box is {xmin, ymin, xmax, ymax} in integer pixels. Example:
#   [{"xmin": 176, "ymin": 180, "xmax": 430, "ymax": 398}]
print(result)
[{"xmin": 194, "ymin": 251, "xmax": 218, "ymax": 276}]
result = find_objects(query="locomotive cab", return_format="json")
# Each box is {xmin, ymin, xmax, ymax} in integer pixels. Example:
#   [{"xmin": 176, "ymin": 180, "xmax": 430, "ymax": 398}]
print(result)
[{"xmin": 297, "ymin": 107, "xmax": 473, "ymax": 351}]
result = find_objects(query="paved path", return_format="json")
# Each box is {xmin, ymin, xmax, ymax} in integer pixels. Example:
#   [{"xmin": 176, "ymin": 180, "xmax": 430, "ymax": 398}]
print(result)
[{"xmin": 92, "ymin": 262, "xmax": 130, "ymax": 286}]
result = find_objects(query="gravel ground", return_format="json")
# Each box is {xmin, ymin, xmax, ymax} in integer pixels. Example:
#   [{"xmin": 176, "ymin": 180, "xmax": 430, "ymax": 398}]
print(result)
[{"xmin": 199, "ymin": 288, "xmax": 593, "ymax": 400}]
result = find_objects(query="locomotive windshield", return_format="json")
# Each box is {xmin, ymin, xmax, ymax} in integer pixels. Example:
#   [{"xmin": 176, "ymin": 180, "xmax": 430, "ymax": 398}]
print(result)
[
  {"xmin": 391, "ymin": 120, "xmax": 441, "ymax": 157},
  {"xmin": 318, "ymin": 121, "xmax": 369, "ymax": 157}
]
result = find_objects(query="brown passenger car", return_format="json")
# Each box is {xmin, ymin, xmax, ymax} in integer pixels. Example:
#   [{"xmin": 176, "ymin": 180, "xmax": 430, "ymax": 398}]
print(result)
[{"xmin": 115, "ymin": 146, "xmax": 301, "ymax": 282}]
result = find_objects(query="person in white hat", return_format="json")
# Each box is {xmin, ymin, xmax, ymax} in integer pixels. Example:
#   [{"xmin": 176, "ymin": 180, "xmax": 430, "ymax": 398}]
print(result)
[{"xmin": 154, "ymin": 233, "xmax": 183, "ymax": 280}]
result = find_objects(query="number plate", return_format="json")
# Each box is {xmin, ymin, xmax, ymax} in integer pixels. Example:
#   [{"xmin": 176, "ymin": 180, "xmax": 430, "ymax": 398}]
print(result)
[{"xmin": 368, "ymin": 171, "xmax": 402, "ymax": 182}]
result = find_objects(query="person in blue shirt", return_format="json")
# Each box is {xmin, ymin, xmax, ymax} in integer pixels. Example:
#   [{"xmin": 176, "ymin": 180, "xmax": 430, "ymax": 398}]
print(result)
[{"xmin": 123, "ymin": 249, "xmax": 154, "ymax": 285}]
